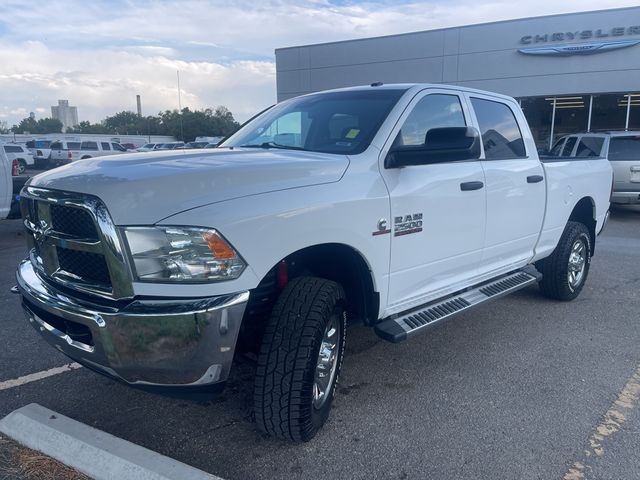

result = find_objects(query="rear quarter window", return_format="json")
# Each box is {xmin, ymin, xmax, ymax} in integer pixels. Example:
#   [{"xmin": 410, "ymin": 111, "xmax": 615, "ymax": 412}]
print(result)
[{"xmin": 608, "ymin": 137, "xmax": 640, "ymax": 160}]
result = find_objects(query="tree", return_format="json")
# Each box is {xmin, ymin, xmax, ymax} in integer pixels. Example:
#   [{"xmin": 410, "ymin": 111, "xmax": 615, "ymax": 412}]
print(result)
[
  {"xmin": 67, "ymin": 121, "xmax": 109, "ymax": 134},
  {"xmin": 36, "ymin": 117, "xmax": 64, "ymax": 133},
  {"xmin": 11, "ymin": 117, "xmax": 63, "ymax": 134},
  {"xmin": 159, "ymin": 106, "xmax": 240, "ymax": 141},
  {"xmin": 8, "ymin": 105, "xmax": 240, "ymax": 140},
  {"xmin": 0, "ymin": 120, "xmax": 9, "ymax": 134}
]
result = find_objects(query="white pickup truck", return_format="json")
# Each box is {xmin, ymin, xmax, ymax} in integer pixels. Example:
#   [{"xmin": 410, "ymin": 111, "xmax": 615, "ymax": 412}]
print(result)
[{"xmin": 15, "ymin": 84, "xmax": 612, "ymax": 442}]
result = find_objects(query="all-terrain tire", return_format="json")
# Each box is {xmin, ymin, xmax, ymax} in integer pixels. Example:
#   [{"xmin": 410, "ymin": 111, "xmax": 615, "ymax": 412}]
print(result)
[
  {"xmin": 537, "ymin": 221, "xmax": 591, "ymax": 301},
  {"xmin": 253, "ymin": 276, "xmax": 346, "ymax": 442}
]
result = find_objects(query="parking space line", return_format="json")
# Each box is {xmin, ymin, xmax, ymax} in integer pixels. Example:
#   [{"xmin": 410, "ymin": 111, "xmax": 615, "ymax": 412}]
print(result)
[
  {"xmin": 0, "ymin": 363, "xmax": 82, "ymax": 392},
  {"xmin": 563, "ymin": 364, "xmax": 640, "ymax": 480}
]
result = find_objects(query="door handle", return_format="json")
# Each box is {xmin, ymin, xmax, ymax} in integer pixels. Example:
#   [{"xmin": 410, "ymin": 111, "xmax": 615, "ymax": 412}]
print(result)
[
  {"xmin": 460, "ymin": 181, "xmax": 484, "ymax": 191},
  {"xmin": 527, "ymin": 175, "xmax": 544, "ymax": 183}
]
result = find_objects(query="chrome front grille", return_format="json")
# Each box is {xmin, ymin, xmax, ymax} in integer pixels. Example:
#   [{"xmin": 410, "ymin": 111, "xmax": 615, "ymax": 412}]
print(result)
[{"xmin": 20, "ymin": 187, "xmax": 133, "ymax": 300}]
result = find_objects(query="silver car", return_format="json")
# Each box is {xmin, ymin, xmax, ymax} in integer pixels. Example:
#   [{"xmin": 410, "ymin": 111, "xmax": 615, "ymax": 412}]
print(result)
[{"xmin": 550, "ymin": 132, "xmax": 640, "ymax": 205}]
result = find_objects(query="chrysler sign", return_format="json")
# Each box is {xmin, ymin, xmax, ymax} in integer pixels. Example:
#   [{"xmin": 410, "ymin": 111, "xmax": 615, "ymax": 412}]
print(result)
[
  {"xmin": 520, "ymin": 26, "xmax": 640, "ymax": 44},
  {"xmin": 519, "ymin": 25, "xmax": 640, "ymax": 56},
  {"xmin": 519, "ymin": 39, "xmax": 640, "ymax": 56}
]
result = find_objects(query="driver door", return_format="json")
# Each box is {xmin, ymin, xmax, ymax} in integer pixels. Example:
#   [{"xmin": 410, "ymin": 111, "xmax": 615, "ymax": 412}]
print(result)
[{"xmin": 379, "ymin": 90, "xmax": 487, "ymax": 313}]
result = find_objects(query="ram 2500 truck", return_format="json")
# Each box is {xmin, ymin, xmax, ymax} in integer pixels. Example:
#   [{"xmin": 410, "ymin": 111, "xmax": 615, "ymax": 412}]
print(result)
[{"xmin": 15, "ymin": 84, "xmax": 612, "ymax": 442}]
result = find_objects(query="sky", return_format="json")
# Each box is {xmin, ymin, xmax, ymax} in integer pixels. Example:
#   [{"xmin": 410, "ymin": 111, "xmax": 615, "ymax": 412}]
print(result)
[{"xmin": 0, "ymin": 0, "xmax": 638, "ymax": 128}]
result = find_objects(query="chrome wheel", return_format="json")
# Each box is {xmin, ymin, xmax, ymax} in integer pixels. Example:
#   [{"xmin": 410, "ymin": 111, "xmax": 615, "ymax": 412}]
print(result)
[
  {"xmin": 313, "ymin": 314, "xmax": 340, "ymax": 409},
  {"xmin": 568, "ymin": 238, "xmax": 587, "ymax": 290}
]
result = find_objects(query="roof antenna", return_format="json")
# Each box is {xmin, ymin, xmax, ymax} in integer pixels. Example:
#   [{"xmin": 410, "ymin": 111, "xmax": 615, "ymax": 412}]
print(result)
[{"xmin": 370, "ymin": 82, "xmax": 383, "ymax": 87}]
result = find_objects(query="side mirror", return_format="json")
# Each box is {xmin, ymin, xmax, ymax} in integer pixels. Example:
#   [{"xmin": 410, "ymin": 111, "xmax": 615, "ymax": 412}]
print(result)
[{"xmin": 385, "ymin": 126, "xmax": 481, "ymax": 168}]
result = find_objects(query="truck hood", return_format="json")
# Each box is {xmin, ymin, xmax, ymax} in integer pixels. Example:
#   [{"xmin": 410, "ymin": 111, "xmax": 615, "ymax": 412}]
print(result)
[{"xmin": 28, "ymin": 148, "xmax": 349, "ymax": 224}]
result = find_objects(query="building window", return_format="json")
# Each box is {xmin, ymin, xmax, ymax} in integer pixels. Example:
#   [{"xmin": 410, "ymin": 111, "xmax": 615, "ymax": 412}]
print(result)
[
  {"xmin": 548, "ymin": 96, "xmax": 589, "ymax": 140},
  {"xmin": 520, "ymin": 97, "xmax": 552, "ymax": 151},
  {"xmin": 628, "ymin": 94, "xmax": 640, "ymax": 130},
  {"xmin": 590, "ymin": 94, "xmax": 628, "ymax": 131}
]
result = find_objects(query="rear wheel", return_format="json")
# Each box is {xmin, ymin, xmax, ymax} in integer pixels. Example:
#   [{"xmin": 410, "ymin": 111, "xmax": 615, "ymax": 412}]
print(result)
[
  {"xmin": 253, "ymin": 276, "xmax": 346, "ymax": 442},
  {"xmin": 537, "ymin": 221, "xmax": 591, "ymax": 301},
  {"xmin": 17, "ymin": 159, "xmax": 27, "ymax": 174}
]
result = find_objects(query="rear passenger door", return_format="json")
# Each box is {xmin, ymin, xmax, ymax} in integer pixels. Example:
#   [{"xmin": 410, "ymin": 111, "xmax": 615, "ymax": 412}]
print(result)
[{"xmin": 467, "ymin": 95, "xmax": 546, "ymax": 276}]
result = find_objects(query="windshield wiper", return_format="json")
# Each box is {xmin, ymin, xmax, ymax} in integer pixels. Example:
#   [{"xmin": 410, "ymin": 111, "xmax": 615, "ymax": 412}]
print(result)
[{"xmin": 239, "ymin": 142, "xmax": 309, "ymax": 151}]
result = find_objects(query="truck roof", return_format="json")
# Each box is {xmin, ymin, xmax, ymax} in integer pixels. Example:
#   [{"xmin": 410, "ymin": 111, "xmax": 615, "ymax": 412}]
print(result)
[{"xmin": 294, "ymin": 83, "xmax": 517, "ymax": 103}]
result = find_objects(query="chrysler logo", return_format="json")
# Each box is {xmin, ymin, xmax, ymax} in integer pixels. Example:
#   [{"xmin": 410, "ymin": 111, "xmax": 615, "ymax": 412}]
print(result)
[{"xmin": 519, "ymin": 39, "xmax": 640, "ymax": 56}]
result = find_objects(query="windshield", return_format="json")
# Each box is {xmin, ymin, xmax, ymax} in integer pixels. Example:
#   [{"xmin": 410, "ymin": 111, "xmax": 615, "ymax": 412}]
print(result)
[{"xmin": 222, "ymin": 89, "xmax": 407, "ymax": 155}]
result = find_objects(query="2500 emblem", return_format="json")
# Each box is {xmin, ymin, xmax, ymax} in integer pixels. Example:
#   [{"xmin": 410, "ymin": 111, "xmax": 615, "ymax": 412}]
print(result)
[{"xmin": 394, "ymin": 213, "xmax": 423, "ymax": 237}]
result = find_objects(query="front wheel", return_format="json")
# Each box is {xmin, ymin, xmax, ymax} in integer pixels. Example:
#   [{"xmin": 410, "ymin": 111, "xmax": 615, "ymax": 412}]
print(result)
[
  {"xmin": 537, "ymin": 221, "xmax": 591, "ymax": 301},
  {"xmin": 253, "ymin": 276, "xmax": 346, "ymax": 442}
]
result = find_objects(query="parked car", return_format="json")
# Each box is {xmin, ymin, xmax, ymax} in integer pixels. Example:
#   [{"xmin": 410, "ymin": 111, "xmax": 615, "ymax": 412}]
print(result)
[
  {"xmin": 136, "ymin": 143, "xmax": 157, "ymax": 152},
  {"xmin": 49, "ymin": 140, "xmax": 82, "ymax": 165},
  {"xmin": 50, "ymin": 140, "xmax": 128, "ymax": 163},
  {"xmin": 184, "ymin": 141, "xmax": 210, "ymax": 149},
  {"xmin": 549, "ymin": 131, "xmax": 640, "ymax": 204},
  {"xmin": 0, "ymin": 145, "xmax": 12, "ymax": 219},
  {"xmin": 204, "ymin": 142, "xmax": 220, "ymax": 148},
  {"xmin": 25, "ymin": 139, "xmax": 53, "ymax": 168},
  {"xmin": 154, "ymin": 142, "xmax": 185, "ymax": 150},
  {"xmin": 2, "ymin": 143, "xmax": 34, "ymax": 174},
  {"xmin": 15, "ymin": 84, "xmax": 612, "ymax": 442},
  {"xmin": 196, "ymin": 136, "xmax": 224, "ymax": 144},
  {"xmin": 120, "ymin": 143, "xmax": 138, "ymax": 151}
]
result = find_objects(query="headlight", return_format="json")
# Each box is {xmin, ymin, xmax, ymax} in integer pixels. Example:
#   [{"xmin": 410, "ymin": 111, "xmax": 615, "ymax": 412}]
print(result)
[{"xmin": 123, "ymin": 226, "xmax": 246, "ymax": 283}]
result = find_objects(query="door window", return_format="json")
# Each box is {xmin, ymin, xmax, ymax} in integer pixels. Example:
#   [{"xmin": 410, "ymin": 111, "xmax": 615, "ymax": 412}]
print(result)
[
  {"xmin": 101, "ymin": 142, "xmax": 111, "ymax": 150},
  {"xmin": 575, "ymin": 137, "xmax": 604, "ymax": 157},
  {"xmin": 549, "ymin": 138, "xmax": 564, "ymax": 156},
  {"xmin": 80, "ymin": 141, "xmax": 98, "ymax": 151},
  {"xmin": 561, "ymin": 137, "xmax": 577, "ymax": 156},
  {"xmin": 471, "ymin": 98, "xmax": 526, "ymax": 159},
  {"xmin": 396, "ymin": 94, "xmax": 466, "ymax": 146}
]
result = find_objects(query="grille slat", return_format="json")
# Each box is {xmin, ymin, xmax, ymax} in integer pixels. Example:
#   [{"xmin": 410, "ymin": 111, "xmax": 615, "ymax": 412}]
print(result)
[
  {"xmin": 56, "ymin": 248, "xmax": 111, "ymax": 286},
  {"xmin": 50, "ymin": 204, "xmax": 98, "ymax": 240}
]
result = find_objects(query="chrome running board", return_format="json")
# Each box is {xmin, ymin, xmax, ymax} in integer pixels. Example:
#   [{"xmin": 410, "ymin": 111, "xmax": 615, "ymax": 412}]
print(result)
[{"xmin": 375, "ymin": 266, "xmax": 541, "ymax": 343}]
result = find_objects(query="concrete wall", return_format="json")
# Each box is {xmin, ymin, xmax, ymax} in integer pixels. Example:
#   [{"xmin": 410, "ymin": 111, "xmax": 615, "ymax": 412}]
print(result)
[{"xmin": 276, "ymin": 7, "xmax": 640, "ymax": 101}]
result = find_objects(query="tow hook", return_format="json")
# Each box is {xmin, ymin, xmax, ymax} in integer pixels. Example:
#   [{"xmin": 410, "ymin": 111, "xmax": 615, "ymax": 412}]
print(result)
[{"xmin": 10, "ymin": 286, "xmax": 19, "ymax": 294}]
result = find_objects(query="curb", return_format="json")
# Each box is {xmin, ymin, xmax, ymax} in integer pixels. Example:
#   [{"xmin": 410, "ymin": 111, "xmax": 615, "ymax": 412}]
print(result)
[{"xmin": 0, "ymin": 403, "xmax": 222, "ymax": 480}]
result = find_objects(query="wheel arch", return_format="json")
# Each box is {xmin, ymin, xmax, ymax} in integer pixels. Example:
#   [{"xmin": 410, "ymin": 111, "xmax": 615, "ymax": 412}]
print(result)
[
  {"xmin": 568, "ymin": 196, "xmax": 597, "ymax": 255},
  {"xmin": 237, "ymin": 242, "xmax": 379, "ymax": 353}
]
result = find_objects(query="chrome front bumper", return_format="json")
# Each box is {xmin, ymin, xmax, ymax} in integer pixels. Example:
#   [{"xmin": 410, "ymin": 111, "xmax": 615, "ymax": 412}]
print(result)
[{"xmin": 16, "ymin": 259, "xmax": 248, "ymax": 389}]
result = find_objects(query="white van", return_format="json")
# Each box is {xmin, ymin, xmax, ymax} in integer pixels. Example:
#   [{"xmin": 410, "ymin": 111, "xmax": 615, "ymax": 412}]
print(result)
[
  {"xmin": 2, "ymin": 144, "xmax": 34, "ymax": 174},
  {"xmin": 50, "ymin": 140, "xmax": 128, "ymax": 164},
  {"xmin": 0, "ymin": 146, "xmax": 12, "ymax": 219}
]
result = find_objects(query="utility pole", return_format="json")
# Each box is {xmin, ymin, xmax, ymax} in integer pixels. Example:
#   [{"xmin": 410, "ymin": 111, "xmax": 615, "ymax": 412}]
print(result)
[{"xmin": 177, "ymin": 70, "xmax": 184, "ymax": 142}]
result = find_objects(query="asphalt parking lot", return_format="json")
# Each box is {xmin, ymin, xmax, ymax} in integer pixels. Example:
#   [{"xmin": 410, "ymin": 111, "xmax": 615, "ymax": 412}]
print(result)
[{"xmin": 1, "ymin": 207, "xmax": 639, "ymax": 480}]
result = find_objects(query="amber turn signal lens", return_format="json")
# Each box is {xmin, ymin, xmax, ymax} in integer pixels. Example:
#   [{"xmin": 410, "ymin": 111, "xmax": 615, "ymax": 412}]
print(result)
[{"xmin": 202, "ymin": 231, "xmax": 237, "ymax": 259}]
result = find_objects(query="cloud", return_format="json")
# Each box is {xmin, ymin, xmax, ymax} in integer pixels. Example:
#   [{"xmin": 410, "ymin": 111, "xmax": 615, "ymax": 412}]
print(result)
[{"xmin": 0, "ymin": 0, "xmax": 638, "ymax": 127}]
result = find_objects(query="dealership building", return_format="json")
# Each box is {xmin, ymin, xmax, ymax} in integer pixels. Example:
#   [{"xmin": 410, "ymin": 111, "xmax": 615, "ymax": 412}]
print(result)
[{"xmin": 275, "ymin": 6, "xmax": 640, "ymax": 150}]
